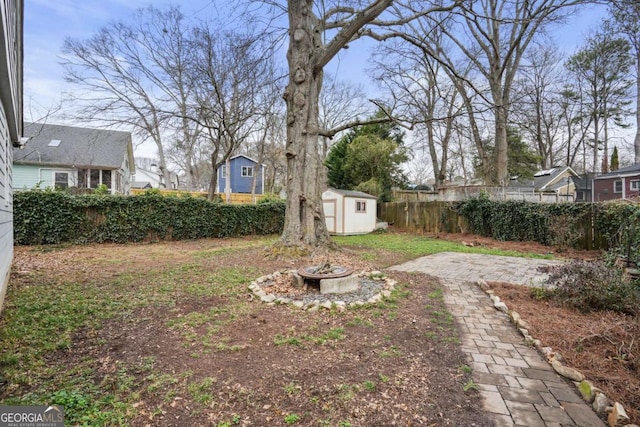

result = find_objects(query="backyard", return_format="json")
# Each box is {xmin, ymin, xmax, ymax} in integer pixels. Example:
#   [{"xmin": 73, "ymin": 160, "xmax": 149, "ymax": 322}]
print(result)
[{"xmin": 0, "ymin": 232, "xmax": 636, "ymax": 425}]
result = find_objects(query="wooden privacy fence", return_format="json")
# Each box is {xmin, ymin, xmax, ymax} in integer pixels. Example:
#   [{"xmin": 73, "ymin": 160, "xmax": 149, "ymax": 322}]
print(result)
[
  {"xmin": 378, "ymin": 201, "xmax": 608, "ymax": 250},
  {"xmin": 130, "ymin": 189, "xmax": 266, "ymax": 204},
  {"xmin": 378, "ymin": 201, "xmax": 466, "ymax": 234}
]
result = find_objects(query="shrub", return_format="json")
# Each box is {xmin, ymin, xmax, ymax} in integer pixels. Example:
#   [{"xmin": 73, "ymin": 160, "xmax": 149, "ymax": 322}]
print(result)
[
  {"xmin": 257, "ymin": 193, "xmax": 282, "ymax": 204},
  {"xmin": 594, "ymin": 202, "xmax": 640, "ymax": 267},
  {"xmin": 456, "ymin": 196, "xmax": 591, "ymax": 247},
  {"xmin": 541, "ymin": 260, "xmax": 639, "ymax": 315},
  {"xmin": 14, "ymin": 190, "xmax": 286, "ymax": 245}
]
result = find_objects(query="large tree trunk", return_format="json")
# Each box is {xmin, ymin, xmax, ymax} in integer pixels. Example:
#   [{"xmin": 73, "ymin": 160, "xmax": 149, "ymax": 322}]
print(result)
[
  {"xmin": 495, "ymin": 105, "xmax": 509, "ymax": 186},
  {"xmin": 280, "ymin": 1, "xmax": 333, "ymax": 249},
  {"xmin": 492, "ymin": 74, "xmax": 509, "ymax": 185}
]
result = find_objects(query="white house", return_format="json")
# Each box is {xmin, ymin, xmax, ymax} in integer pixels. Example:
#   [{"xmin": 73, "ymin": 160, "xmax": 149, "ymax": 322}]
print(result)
[
  {"xmin": 322, "ymin": 188, "xmax": 377, "ymax": 235},
  {"xmin": 0, "ymin": 0, "xmax": 23, "ymax": 313},
  {"xmin": 132, "ymin": 166, "xmax": 179, "ymax": 190}
]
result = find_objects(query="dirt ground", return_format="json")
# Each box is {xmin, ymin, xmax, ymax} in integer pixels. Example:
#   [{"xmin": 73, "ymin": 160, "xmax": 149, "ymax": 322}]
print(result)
[
  {"xmin": 5, "ymin": 233, "xmax": 637, "ymax": 425},
  {"xmin": 6, "ymin": 236, "xmax": 490, "ymax": 426}
]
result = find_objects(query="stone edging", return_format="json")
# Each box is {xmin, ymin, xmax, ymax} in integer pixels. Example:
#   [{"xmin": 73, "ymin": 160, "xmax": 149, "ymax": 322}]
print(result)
[
  {"xmin": 248, "ymin": 270, "xmax": 397, "ymax": 311},
  {"xmin": 477, "ymin": 279, "xmax": 638, "ymax": 427}
]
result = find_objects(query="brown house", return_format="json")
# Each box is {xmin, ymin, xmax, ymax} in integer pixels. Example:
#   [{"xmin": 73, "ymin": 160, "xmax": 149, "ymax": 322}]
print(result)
[{"xmin": 592, "ymin": 164, "xmax": 640, "ymax": 202}]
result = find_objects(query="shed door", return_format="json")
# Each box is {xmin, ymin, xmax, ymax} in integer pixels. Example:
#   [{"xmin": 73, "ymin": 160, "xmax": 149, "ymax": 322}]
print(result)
[{"xmin": 323, "ymin": 199, "xmax": 337, "ymax": 233}]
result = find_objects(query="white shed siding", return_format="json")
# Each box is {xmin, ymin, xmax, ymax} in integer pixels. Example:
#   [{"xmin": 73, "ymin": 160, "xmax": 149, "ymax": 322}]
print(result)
[
  {"xmin": 342, "ymin": 197, "xmax": 376, "ymax": 234},
  {"xmin": 322, "ymin": 189, "xmax": 377, "ymax": 235},
  {"xmin": 0, "ymin": 103, "xmax": 12, "ymax": 312}
]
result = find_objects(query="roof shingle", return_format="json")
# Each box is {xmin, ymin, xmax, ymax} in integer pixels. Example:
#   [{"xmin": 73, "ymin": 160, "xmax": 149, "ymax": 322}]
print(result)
[{"xmin": 14, "ymin": 123, "xmax": 132, "ymax": 169}]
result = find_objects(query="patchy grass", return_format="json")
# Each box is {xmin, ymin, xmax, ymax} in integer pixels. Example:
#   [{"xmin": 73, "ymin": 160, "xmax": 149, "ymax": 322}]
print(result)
[
  {"xmin": 2, "ymin": 233, "xmax": 547, "ymax": 425},
  {"xmin": 334, "ymin": 233, "xmax": 554, "ymax": 260}
]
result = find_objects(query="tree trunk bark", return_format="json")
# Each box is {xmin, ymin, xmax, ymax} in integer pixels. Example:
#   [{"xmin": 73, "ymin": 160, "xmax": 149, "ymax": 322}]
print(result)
[
  {"xmin": 207, "ymin": 147, "xmax": 220, "ymax": 201},
  {"xmin": 495, "ymin": 102, "xmax": 509, "ymax": 186},
  {"xmin": 224, "ymin": 157, "xmax": 232, "ymax": 203},
  {"xmin": 279, "ymin": 1, "xmax": 333, "ymax": 249}
]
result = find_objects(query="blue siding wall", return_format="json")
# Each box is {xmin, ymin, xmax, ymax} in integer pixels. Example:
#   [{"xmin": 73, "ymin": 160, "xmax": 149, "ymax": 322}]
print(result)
[
  {"xmin": 218, "ymin": 156, "xmax": 264, "ymax": 194},
  {"xmin": 12, "ymin": 164, "xmax": 43, "ymax": 189}
]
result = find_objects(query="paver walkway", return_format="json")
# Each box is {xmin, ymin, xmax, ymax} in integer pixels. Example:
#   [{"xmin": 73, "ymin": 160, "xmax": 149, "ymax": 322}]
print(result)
[{"xmin": 390, "ymin": 252, "xmax": 606, "ymax": 427}]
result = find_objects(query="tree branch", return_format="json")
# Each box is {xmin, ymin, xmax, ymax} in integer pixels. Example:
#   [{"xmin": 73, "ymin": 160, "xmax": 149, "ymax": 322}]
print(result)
[{"xmin": 313, "ymin": 0, "xmax": 392, "ymax": 73}]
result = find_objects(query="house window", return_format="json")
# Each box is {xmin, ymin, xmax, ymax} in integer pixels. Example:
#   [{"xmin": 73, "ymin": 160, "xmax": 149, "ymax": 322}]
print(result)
[
  {"xmin": 631, "ymin": 180, "xmax": 640, "ymax": 191},
  {"xmin": 102, "ymin": 170, "xmax": 112, "ymax": 189},
  {"xmin": 220, "ymin": 165, "xmax": 226, "ymax": 178},
  {"xmin": 614, "ymin": 180, "xmax": 623, "ymax": 193},
  {"xmin": 355, "ymin": 200, "xmax": 366, "ymax": 213},
  {"xmin": 90, "ymin": 169, "xmax": 100, "ymax": 188},
  {"xmin": 78, "ymin": 168, "xmax": 113, "ymax": 189},
  {"xmin": 54, "ymin": 172, "xmax": 69, "ymax": 189},
  {"xmin": 241, "ymin": 166, "xmax": 253, "ymax": 177},
  {"xmin": 78, "ymin": 169, "xmax": 88, "ymax": 188}
]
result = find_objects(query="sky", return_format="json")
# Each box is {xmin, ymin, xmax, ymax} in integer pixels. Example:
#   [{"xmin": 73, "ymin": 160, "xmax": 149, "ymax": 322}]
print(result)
[{"xmin": 23, "ymin": 0, "xmax": 611, "ymax": 160}]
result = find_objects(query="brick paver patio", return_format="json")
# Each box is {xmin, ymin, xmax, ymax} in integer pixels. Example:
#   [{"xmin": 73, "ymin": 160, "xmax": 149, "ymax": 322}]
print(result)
[{"xmin": 390, "ymin": 252, "xmax": 605, "ymax": 427}]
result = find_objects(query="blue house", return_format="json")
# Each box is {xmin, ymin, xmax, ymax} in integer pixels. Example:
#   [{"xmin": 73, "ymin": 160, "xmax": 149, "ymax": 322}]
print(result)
[{"xmin": 217, "ymin": 155, "xmax": 264, "ymax": 194}]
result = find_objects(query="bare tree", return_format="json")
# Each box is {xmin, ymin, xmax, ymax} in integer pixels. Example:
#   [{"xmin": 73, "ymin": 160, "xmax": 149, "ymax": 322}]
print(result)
[
  {"xmin": 371, "ymin": 1, "xmax": 588, "ymax": 184},
  {"xmin": 512, "ymin": 44, "xmax": 566, "ymax": 168},
  {"xmin": 318, "ymin": 75, "xmax": 371, "ymax": 155},
  {"xmin": 609, "ymin": 0, "xmax": 640, "ymax": 164},
  {"xmin": 134, "ymin": 7, "xmax": 202, "ymax": 190},
  {"xmin": 277, "ymin": 0, "xmax": 462, "ymax": 250},
  {"xmin": 188, "ymin": 27, "xmax": 278, "ymax": 200},
  {"xmin": 372, "ymin": 29, "xmax": 465, "ymax": 187},
  {"xmin": 449, "ymin": 1, "xmax": 587, "ymax": 184},
  {"xmin": 61, "ymin": 7, "xmax": 200, "ymax": 186}
]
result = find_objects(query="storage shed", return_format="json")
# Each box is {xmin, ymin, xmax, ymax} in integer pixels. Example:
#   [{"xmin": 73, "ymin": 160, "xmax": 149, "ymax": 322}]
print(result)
[{"xmin": 322, "ymin": 188, "xmax": 377, "ymax": 235}]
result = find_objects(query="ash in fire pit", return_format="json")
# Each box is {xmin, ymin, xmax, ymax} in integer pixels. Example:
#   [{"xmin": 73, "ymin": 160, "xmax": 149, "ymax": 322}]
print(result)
[
  {"xmin": 297, "ymin": 261, "xmax": 357, "ymax": 294},
  {"xmin": 298, "ymin": 261, "xmax": 353, "ymax": 280}
]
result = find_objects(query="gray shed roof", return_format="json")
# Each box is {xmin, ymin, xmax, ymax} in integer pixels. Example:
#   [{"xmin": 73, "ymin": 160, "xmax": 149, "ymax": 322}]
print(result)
[
  {"xmin": 14, "ymin": 122, "xmax": 133, "ymax": 169},
  {"xmin": 326, "ymin": 188, "xmax": 377, "ymax": 199}
]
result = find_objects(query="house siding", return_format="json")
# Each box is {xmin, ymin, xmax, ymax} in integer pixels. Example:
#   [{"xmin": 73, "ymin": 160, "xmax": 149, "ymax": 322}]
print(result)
[
  {"xmin": 593, "ymin": 175, "xmax": 640, "ymax": 201},
  {"xmin": 0, "ymin": 0, "xmax": 22, "ymax": 314},
  {"xmin": 12, "ymin": 163, "xmax": 41, "ymax": 189},
  {"xmin": 0, "ymin": 102, "xmax": 12, "ymax": 313},
  {"xmin": 218, "ymin": 156, "xmax": 264, "ymax": 194}
]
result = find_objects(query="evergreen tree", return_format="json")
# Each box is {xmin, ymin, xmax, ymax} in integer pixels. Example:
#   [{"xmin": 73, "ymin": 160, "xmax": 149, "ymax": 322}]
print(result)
[
  {"xmin": 610, "ymin": 146, "xmax": 620, "ymax": 171},
  {"xmin": 325, "ymin": 111, "xmax": 407, "ymax": 201}
]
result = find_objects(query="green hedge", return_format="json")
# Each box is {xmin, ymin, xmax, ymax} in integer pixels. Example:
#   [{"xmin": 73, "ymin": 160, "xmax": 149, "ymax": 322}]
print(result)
[
  {"xmin": 456, "ymin": 195, "xmax": 592, "ymax": 246},
  {"xmin": 593, "ymin": 202, "xmax": 640, "ymax": 265},
  {"xmin": 13, "ymin": 190, "xmax": 285, "ymax": 245},
  {"xmin": 456, "ymin": 195, "xmax": 640, "ymax": 264}
]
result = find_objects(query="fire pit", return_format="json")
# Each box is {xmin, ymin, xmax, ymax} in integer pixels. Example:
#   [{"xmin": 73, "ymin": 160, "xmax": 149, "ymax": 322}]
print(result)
[
  {"xmin": 297, "ymin": 262, "xmax": 358, "ymax": 294},
  {"xmin": 297, "ymin": 263, "xmax": 353, "ymax": 280}
]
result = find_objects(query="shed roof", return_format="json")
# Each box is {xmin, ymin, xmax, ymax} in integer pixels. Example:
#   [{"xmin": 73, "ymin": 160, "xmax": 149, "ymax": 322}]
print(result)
[
  {"xmin": 325, "ymin": 188, "xmax": 377, "ymax": 199},
  {"xmin": 14, "ymin": 122, "xmax": 133, "ymax": 169}
]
